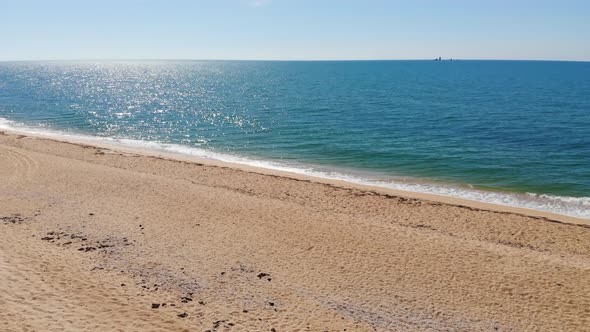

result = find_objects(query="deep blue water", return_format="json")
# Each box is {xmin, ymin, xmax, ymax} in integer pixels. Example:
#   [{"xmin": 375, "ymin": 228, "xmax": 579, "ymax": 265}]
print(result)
[{"xmin": 1, "ymin": 60, "xmax": 589, "ymax": 218}]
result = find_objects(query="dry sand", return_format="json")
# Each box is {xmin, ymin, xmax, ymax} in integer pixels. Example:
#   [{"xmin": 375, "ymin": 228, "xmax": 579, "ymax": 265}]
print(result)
[{"xmin": 1, "ymin": 130, "xmax": 589, "ymax": 331}]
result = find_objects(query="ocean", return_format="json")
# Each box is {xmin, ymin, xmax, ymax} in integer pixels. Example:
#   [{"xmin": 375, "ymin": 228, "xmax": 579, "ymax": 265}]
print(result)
[{"xmin": 0, "ymin": 60, "xmax": 589, "ymax": 219}]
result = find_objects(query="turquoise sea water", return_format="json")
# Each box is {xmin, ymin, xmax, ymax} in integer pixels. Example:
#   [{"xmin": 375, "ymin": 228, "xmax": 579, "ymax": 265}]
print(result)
[{"xmin": 0, "ymin": 60, "xmax": 589, "ymax": 218}]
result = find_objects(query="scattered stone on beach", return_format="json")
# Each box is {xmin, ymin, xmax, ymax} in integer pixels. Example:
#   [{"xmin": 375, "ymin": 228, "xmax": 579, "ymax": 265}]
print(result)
[
  {"xmin": 177, "ymin": 312, "xmax": 188, "ymax": 318},
  {"xmin": 212, "ymin": 320, "xmax": 226, "ymax": 329},
  {"xmin": 198, "ymin": 300, "xmax": 205, "ymax": 305},
  {"xmin": 151, "ymin": 303, "xmax": 160, "ymax": 309},
  {"xmin": 78, "ymin": 246, "xmax": 96, "ymax": 252},
  {"xmin": 180, "ymin": 296, "xmax": 193, "ymax": 303},
  {"xmin": 1, "ymin": 214, "xmax": 28, "ymax": 224},
  {"xmin": 257, "ymin": 272, "xmax": 270, "ymax": 279},
  {"xmin": 37, "ymin": 231, "xmax": 131, "ymax": 255}
]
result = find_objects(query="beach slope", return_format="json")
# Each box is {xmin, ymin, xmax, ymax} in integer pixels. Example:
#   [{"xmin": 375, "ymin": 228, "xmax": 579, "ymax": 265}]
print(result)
[{"xmin": 1, "ymin": 131, "xmax": 589, "ymax": 331}]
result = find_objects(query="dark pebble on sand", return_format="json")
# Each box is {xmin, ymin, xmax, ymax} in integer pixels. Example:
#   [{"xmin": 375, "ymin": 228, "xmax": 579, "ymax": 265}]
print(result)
[
  {"xmin": 78, "ymin": 246, "xmax": 96, "ymax": 252},
  {"xmin": 151, "ymin": 303, "xmax": 160, "ymax": 309},
  {"xmin": 257, "ymin": 272, "xmax": 270, "ymax": 279},
  {"xmin": 177, "ymin": 312, "xmax": 188, "ymax": 318},
  {"xmin": 268, "ymin": 302, "xmax": 275, "ymax": 306}
]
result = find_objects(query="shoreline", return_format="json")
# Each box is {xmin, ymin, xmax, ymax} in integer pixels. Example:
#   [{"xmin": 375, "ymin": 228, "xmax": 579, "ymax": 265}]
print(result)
[
  {"xmin": 1, "ymin": 129, "xmax": 589, "ymax": 330},
  {"xmin": 1, "ymin": 127, "xmax": 587, "ymax": 225}
]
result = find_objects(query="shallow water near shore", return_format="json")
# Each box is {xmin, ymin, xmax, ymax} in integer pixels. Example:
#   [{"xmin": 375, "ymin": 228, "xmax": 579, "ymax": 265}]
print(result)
[{"xmin": 0, "ymin": 60, "xmax": 589, "ymax": 218}]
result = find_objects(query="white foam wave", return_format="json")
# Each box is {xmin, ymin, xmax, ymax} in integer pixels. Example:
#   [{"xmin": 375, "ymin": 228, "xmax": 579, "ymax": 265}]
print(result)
[{"xmin": 1, "ymin": 117, "xmax": 589, "ymax": 220}]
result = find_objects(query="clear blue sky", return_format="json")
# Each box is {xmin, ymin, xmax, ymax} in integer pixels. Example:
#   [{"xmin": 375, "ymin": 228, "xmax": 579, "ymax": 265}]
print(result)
[{"xmin": 1, "ymin": 0, "xmax": 589, "ymax": 61}]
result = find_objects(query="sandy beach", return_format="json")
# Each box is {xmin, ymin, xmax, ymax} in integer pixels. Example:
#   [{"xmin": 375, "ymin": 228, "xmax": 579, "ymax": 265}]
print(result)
[{"xmin": 1, "ymin": 130, "xmax": 589, "ymax": 331}]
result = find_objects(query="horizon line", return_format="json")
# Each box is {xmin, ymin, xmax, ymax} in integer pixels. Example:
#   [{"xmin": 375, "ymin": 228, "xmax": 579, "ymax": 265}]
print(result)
[{"xmin": 1, "ymin": 58, "xmax": 589, "ymax": 63}]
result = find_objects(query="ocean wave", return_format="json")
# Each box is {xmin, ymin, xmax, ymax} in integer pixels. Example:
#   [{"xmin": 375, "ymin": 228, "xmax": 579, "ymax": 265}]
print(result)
[{"xmin": 1, "ymin": 117, "xmax": 589, "ymax": 220}]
